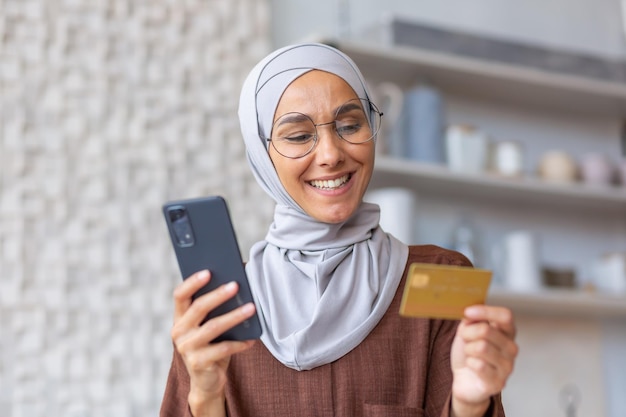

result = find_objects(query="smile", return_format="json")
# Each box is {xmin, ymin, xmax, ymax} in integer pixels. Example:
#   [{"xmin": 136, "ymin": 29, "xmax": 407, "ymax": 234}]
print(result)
[{"xmin": 309, "ymin": 174, "xmax": 351, "ymax": 190}]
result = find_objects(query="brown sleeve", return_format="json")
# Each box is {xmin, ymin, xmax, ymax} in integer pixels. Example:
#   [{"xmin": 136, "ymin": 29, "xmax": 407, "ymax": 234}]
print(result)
[
  {"xmin": 159, "ymin": 347, "xmax": 194, "ymax": 417},
  {"xmin": 425, "ymin": 318, "xmax": 458, "ymax": 416}
]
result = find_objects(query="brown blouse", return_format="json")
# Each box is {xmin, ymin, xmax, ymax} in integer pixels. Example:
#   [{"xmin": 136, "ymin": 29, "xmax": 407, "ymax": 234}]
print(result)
[{"xmin": 160, "ymin": 245, "xmax": 505, "ymax": 417}]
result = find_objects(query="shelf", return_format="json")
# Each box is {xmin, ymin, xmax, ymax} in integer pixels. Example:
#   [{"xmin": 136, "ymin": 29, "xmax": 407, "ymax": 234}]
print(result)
[
  {"xmin": 332, "ymin": 36, "xmax": 626, "ymax": 319},
  {"xmin": 371, "ymin": 156, "xmax": 626, "ymax": 214},
  {"xmin": 329, "ymin": 39, "xmax": 626, "ymax": 117},
  {"xmin": 487, "ymin": 287, "xmax": 626, "ymax": 319}
]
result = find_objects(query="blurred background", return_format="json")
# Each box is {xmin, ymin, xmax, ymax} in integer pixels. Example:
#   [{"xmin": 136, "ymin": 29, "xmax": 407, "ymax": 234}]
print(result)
[{"xmin": 1, "ymin": 0, "xmax": 625, "ymax": 416}]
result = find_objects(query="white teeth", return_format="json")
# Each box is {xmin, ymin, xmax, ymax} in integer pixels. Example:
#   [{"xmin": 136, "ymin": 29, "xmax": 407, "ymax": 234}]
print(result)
[{"xmin": 310, "ymin": 174, "xmax": 350, "ymax": 190}]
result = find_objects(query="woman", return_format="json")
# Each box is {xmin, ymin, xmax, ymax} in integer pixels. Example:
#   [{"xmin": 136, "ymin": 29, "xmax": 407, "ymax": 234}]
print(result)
[{"xmin": 160, "ymin": 43, "xmax": 518, "ymax": 417}]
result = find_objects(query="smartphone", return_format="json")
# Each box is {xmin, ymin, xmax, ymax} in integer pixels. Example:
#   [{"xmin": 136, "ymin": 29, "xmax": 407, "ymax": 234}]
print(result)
[{"xmin": 162, "ymin": 196, "xmax": 262, "ymax": 342}]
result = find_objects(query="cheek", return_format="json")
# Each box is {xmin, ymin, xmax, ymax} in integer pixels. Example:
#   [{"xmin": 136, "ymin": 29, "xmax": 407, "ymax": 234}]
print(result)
[
  {"xmin": 358, "ymin": 144, "xmax": 376, "ymax": 173},
  {"xmin": 270, "ymin": 151, "xmax": 309, "ymax": 190}
]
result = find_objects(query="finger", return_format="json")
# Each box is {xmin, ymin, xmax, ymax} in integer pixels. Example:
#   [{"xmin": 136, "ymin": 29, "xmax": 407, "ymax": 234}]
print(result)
[
  {"xmin": 196, "ymin": 302, "xmax": 257, "ymax": 345},
  {"xmin": 174, "ymin": 302, "xmax": 257, "ymax": 351},
  {"xmin": 464, "ymin": 357, "xmax": 507, "ymax": 392},
  {"xmin": 466, "ymin": 353, "xmax": 514, "ymax": 394},
  {"xmin": 183, "ymin": 339, "xmax": 256, "ymax": 372},
  {"xmin": 463, "ymin": 305, "xmax": 516, "ymax": 338},
  {"xmin": 174, "ymin": 281, "xmax": 240, "ymax": 338},
  {"xmin": 463, "ymin": 338, "xmax": 516, "ymax": 376},
  {"xmin": 173, "ymin": 270, "xmax": 211, "ymax": 320},
  {"xmin": 457, "ymin": 321, "xmax": 519, "ymax": 360}
]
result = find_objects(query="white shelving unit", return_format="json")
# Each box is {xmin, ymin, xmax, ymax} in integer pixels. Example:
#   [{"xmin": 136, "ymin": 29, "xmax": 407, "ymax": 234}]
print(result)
[
  {"xmin": 371, "ymin": 156, "xmax": 626, "ymax": 318},
  {"xmin": 332, "ymin": 40, "xmax": 626, "ymax": 116},
  {"xmin": 372, "ymin": 156, "xmax": 626, "ymax": 214},
  {"xmin": 488, "ymin": 287, "xmax": 626, "ymax": 319},
  {"xmin": 328, "ymin": 38, "xmax": 626, "ymax": 318}
]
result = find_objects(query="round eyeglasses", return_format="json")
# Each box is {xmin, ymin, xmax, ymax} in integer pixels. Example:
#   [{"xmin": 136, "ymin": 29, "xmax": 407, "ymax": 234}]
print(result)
[{"xmin": 266, "ymin": 98, "xmax": 383, "ymax": 159}]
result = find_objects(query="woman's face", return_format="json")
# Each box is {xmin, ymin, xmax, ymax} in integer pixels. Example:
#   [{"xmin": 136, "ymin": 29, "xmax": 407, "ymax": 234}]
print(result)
[{"xmin": 269, "ymin": 70, "xmax": 375, "ymax": 224}]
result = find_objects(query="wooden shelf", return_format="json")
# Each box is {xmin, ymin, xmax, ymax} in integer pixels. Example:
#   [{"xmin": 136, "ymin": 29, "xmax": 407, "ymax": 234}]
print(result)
[
  {"xmin": 330, "ymin": 39, "xmax": 626, "ymax": 116},
  {"xmin": 371, "ymin": 156, "xmax": 626, "ymax": 214},
  {"xmin": 487, "ymin": 287, "xmax": 626, "ymax": 319}
]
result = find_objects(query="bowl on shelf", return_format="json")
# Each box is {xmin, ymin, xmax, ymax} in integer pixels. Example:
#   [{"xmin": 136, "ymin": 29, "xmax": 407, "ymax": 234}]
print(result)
[
  {"xmin": 542, "ymin": 267, "xmax": 577, "ymax": 289},
  {"xmin": 537, "ymin": 150, "xmax": 578, "ymax": 184},
  {"xmin": 580, "ymin": 153, "xmax": 614, "ymax": 186}
]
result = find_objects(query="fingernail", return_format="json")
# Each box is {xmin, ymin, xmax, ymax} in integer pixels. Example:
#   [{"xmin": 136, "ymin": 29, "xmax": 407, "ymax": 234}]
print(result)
[
  {"xmin": 225, "ymin": 281, "xmax": 238, "ymax": 291},
  {"xmin": 241, "ymin": 303, "xmax": 255, "ymax": 314},
  {"xmin": 197, "ymin": 270, "xmax": 209, "ymax": 280},
  {"xmin": 464, "ymin": 305, "xmax": 482, "ymax": 316}
]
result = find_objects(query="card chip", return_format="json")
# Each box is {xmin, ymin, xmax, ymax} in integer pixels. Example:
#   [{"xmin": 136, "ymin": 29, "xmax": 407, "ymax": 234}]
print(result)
[{"xmin": 411, "ymin": 273, "xmax": 430, "ymax": 288}]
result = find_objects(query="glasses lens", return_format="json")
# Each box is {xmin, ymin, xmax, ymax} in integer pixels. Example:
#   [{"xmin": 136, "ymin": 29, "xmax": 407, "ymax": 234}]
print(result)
[
  {"xmin": 269, "ymin": 98, "xmax": 381, "ymax": 158},
  {"xmin": 270, "ymin": 112, "xmax": 317, "ymax": 158},
  {"xmin": 334, "ymin": 98, "xmax": 380, "ymax": 144}
]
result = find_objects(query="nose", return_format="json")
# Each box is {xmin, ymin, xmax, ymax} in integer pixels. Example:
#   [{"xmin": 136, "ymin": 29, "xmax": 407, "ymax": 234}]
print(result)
[{"xmin": 314, "ymin": 123, "xmax": 345, "ymax": 166}]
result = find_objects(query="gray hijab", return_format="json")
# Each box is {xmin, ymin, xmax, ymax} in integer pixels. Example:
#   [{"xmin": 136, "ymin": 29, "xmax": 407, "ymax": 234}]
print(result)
[{"xmin": 239, "ymin": 43, "xmax": 409, "ymax": 371}]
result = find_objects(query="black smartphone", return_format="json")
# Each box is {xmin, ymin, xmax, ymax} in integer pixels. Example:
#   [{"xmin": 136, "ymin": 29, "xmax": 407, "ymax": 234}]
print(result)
[{"xmin": 162, "ymin": 196, "xmax": 262, "ymax": 342}]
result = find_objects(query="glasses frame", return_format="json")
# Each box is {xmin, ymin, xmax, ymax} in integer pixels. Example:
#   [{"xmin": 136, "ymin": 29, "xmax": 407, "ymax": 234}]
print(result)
[{"xmin": 265, "ymin": 98, "xmax": 383, "ymax": 159}]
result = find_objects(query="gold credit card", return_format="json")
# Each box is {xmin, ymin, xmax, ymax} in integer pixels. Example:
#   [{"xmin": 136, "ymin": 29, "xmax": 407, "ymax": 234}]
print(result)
[{"xmin": 399, "ymin": 263, "xmax": 492, "ymax": 320}]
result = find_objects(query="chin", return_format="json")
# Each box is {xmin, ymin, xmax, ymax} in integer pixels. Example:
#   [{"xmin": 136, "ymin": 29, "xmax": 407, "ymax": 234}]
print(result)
[{"xmin": 313, "ymin": 205, "xmax": 359, "ymax": 224}]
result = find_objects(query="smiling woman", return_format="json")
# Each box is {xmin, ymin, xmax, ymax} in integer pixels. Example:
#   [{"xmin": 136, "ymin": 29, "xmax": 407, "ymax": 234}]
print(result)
[
  {"xmin": 160, "ymin": 43, "xmax": 518, "ymax": 417},
  {"xmin": 268, "ymin": 71, "xmax": 376, "ymax": 224}
]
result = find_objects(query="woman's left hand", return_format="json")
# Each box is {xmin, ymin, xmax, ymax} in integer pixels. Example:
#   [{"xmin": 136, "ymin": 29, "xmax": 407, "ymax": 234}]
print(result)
[{"xmin": 450, "ymin": 305, "xmax": 518, "ymax": 417}]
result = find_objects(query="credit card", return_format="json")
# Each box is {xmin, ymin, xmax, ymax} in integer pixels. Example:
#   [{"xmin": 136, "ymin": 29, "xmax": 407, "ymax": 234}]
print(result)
[{"xmin": 399, "ymin": 262, "xmax": 492, "ymax": 320}]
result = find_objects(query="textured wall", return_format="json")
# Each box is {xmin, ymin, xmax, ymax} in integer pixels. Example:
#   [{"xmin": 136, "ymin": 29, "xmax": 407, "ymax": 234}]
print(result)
[{"xmin": 0, "ymin": 0, "xmax": 273, "ymax": 415}]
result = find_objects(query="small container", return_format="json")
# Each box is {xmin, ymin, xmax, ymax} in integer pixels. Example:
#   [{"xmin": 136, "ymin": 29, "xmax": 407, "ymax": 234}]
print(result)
[
  {"xmin": 592, "ymin": 252, "xmax": 626, "ymax": 293},
  {"xmin": 538, "ymin": 150, "xmax": 578, "ymax": 183},
  {"xmin": 580, "ymin": 153, "xmax": 614, "ymax": 186},
  {"xmin": 542, "ymin": 267, "xmax": 576, "ymax": 288},
  {"xmin": 445, "ymin": 125, "xmax": 489, "ymax": 174},
  {"xmin": 449, "ymin": 215, "xmax": 481, "ymax": 266},
  {"xmin": 489, "ymin": 140, "xmax": 524, "ymax": 177}
]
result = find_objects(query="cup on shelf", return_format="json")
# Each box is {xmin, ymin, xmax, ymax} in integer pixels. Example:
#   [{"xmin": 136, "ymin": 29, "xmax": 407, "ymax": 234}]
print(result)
[
  {"xmin": 445, "ymin": 124, "xmax": 489, "ymax": 174},
  {"xmin": 489, "ymin": 140, "xmax": 524, "ymax": 178},
  {"xmin": 449, "ymin": 214, "xmax": 482, "ymax": 267},
  {"xmin": 537, "ymin": 150, "xmax": 578, "ymax": 183},
  {"xmin": 580, "ymin": 152, "xmax": 614, "ymax": 186},
  {"xmin": 592, "ymin": 252, "xmax": 626, "ymax": 293},
  {"xmin": 493, "ymin": 230, "xmax": 542, "ymax": 292},
  {"xmin": 364, "ymin": 187, "xmax": 417, "ymax": 245}
]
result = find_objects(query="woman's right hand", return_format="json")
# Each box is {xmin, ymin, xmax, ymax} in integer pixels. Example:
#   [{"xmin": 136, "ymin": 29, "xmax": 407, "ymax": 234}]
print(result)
[{"xmin": 171, "ymin": 270, "xmax": 257, "ymax": 417}]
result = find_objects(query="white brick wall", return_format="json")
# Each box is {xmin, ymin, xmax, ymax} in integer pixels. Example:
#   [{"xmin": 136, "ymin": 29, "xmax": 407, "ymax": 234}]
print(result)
[{"xmin": 0, "ymin": 0, "xmax": 274, "ymax": 415}]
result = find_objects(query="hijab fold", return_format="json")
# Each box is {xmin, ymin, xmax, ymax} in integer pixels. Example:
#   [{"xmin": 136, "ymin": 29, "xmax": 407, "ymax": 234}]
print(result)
[{"xmin": 239, "ymin": 43, "xmax": 408, "ymax": 371}]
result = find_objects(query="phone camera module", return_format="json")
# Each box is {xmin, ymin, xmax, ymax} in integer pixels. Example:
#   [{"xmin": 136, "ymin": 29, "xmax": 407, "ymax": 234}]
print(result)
[{"xmin": 168, "ymin": 207, "xmax": 195, "ymax": 247}]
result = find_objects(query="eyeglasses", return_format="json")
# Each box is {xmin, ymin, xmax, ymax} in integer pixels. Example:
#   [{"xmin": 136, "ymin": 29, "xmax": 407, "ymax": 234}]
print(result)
[{"xmin": 266, "ymin": 98, "xmax": 382, "ymax": 159}]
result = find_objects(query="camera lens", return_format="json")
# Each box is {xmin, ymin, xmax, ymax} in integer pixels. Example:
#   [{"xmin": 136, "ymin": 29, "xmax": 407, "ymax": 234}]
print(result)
[
  {"xmin": 169, "ymin": 208, "xmax": 186, "ymax": 222},
  {"xmin": 168, "ymin": 207, "xmax": 195, "ymax": 246}
]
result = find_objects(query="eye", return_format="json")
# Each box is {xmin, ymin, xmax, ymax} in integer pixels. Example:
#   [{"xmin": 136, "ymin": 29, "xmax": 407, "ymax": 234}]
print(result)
[
  {"xmin": 336, "ymin": 119, "xmax": 363, "ymax": 136},
  {"xmin": 281, "ymin": 132, "xmax": 315, "ymax": 143},
  {"xmin": 271, "ymin": 112, "xmax": 317, "ymax": 145}
]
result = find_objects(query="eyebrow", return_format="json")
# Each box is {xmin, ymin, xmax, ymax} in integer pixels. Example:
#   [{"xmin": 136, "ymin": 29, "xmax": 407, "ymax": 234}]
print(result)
[
  {"xmin": 335, "ymin": 102, "xmax": 364, "ymax": 116},
  {"xmin": 274, "ymin": 100, "xmax": 365, "ymax": 126},
  {"xmin": 275, "ymin": 113, "xmax": 311, "ymax": 127}
]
